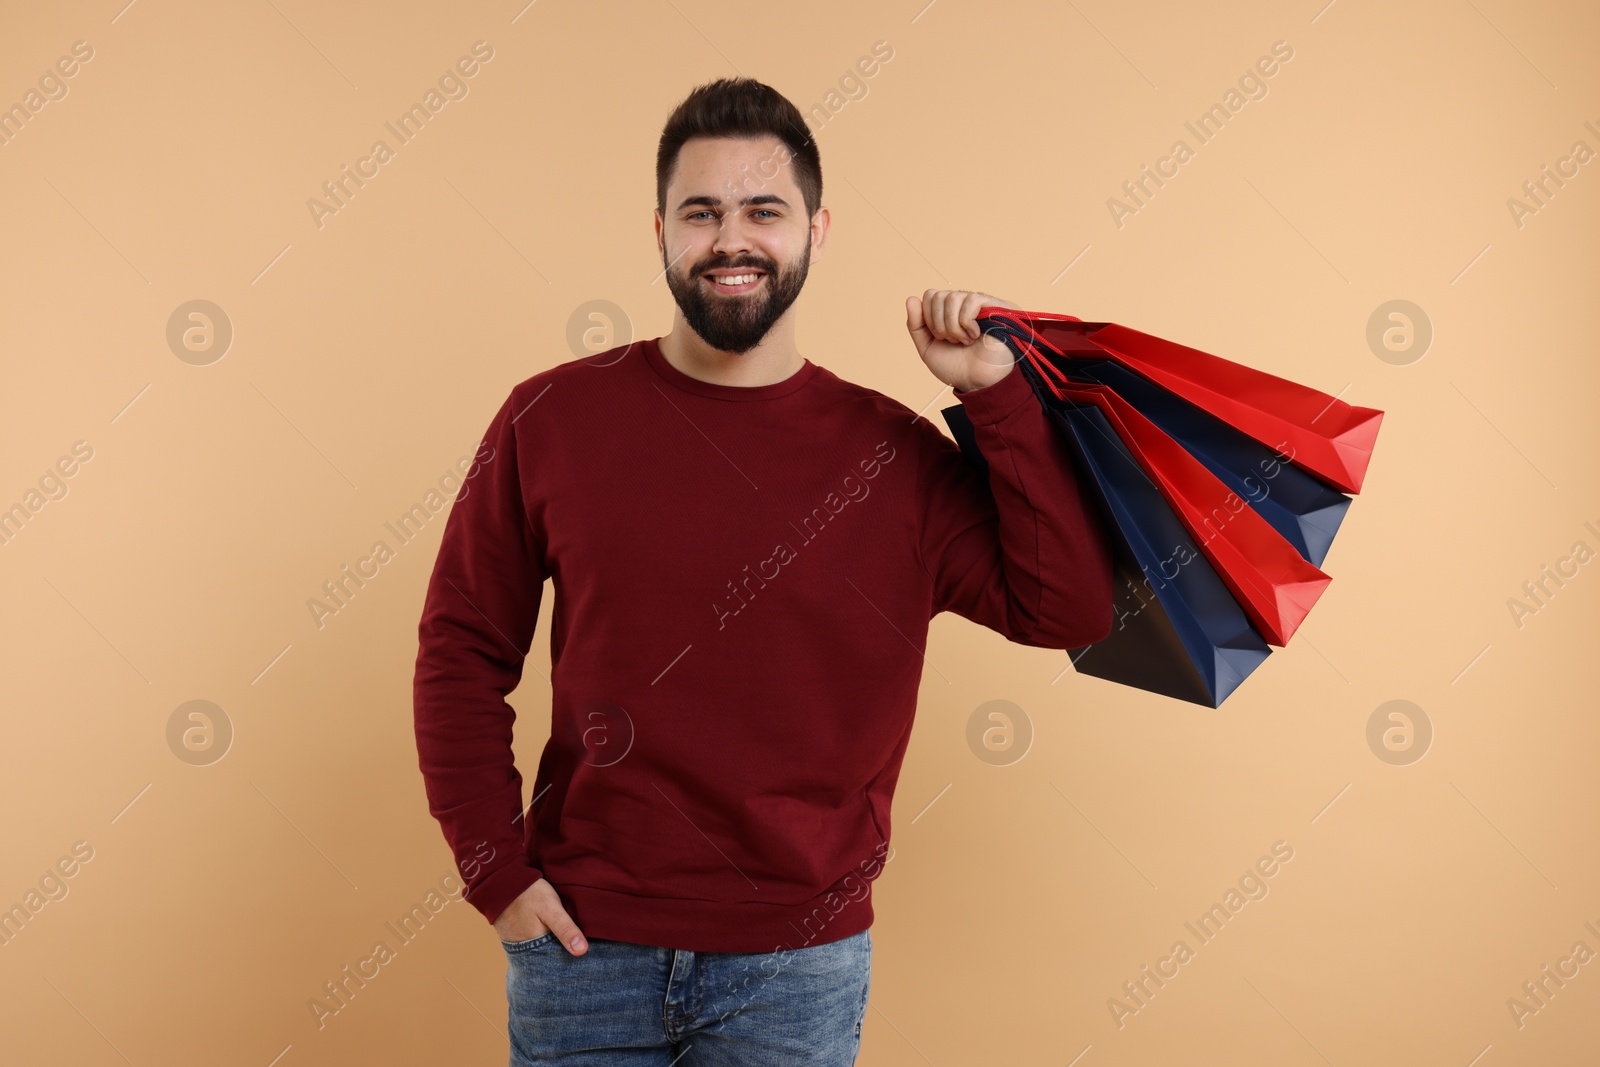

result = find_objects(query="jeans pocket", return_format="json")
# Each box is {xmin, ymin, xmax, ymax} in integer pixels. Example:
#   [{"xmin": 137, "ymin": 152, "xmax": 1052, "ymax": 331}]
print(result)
[{"xmin": 501, "ymin": 930, "xmax": 558, "ymax": 954}]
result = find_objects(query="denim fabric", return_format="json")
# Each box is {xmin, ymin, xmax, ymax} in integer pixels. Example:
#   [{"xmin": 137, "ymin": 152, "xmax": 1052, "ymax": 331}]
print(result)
[{"xmin": 502, "ymin": 928, "xmax": 872, "ymax": 1065}]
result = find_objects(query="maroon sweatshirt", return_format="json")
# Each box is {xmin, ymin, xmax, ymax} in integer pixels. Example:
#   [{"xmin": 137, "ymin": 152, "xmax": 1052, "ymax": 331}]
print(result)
[{"xmin": 412, "ymin": 335, "xmax": 1113, "ymax": 953}]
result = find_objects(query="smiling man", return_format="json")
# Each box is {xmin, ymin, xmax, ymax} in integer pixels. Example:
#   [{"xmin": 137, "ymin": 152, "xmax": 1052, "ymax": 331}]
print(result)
[{"xmin": 413, "ymin": 77, "xmax": 1113, "ymax": 1065}]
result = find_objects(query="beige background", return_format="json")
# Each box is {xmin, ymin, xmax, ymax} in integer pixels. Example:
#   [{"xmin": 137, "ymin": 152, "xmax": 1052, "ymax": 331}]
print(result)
[{"xmin": 2, "ymin": 0, "xmax": 1597, "ymax": 1063}]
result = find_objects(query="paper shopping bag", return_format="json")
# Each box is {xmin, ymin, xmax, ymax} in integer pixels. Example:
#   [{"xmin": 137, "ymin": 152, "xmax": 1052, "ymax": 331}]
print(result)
[{"xmin": 972, "ymin": 317, "xmax": 1335, "ymax": 645}]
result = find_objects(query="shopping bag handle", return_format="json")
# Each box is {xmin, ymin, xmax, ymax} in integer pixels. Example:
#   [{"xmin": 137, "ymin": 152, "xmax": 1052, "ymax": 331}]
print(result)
[
  {"xmin": 977, "ymin": 305, "xmax": 1082, "ymax": 326},
  {"xmin": 974, "ymin": 306, "xmax": 1078, "ymax": 401}
]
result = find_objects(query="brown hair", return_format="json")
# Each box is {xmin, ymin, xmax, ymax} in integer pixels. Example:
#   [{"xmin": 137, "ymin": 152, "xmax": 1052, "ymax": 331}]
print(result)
[{"xmin": 656, "ymin": 77, "xmax": 822, "ymax": 220}]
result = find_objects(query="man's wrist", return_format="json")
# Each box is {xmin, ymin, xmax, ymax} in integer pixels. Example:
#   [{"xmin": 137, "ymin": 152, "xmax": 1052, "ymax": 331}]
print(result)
[
  {"xmin": 472, "ymin": 863, "xmax": 544, "ymax": 925},
  {"xmin": 954, "ymin": 360, "xmax": 1015, "ymax": 394}
]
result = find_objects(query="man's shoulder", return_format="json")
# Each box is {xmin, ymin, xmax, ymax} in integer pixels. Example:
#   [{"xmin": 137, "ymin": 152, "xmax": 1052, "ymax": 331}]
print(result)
[
  {"xmin": 499, "ymin": 342, "xmax": 643, "ymax": 409},
  {"xmin": 815, "ymin": 363, "xmax": 959, "ymax": 448}
]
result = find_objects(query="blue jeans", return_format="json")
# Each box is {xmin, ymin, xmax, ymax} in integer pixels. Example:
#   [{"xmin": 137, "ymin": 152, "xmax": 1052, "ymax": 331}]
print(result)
[{"xmin": 502, "ymin": 928, "xmax": 872, "ymax": 1065}]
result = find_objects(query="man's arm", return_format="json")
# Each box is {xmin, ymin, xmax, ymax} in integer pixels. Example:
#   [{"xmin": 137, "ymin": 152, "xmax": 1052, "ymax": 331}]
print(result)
[
  {"xmin": 413, "ymin": 388, "xmax": 546, "ymax": 925},
  {"xmin": 908, "ymin": 291, "xmax": 1115, "ymax": 647}
]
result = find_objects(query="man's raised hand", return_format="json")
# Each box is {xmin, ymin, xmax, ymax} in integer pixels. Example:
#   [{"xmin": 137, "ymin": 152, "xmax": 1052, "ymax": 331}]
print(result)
[{"xmin": 905, "ymin": 289, "xmax": 1019, "ymax": 393}]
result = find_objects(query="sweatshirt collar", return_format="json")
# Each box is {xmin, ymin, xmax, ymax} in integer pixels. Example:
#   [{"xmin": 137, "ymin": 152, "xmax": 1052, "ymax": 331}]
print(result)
[{"xmin": 642, "ymin": 336, "xmax": 819, "ymax": 401}]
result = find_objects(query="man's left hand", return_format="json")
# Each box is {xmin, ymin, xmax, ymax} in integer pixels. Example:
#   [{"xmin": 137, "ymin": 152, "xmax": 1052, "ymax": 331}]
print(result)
[{"xmin": 905, "ymin": 289, "xmax": 1020, "ymax": 393}]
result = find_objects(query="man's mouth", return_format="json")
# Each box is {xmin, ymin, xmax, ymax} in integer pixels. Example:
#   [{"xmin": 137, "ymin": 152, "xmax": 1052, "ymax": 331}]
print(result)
[{"xmin": 703, "ymin": 271, "xmax": 766, "ymax": 293}]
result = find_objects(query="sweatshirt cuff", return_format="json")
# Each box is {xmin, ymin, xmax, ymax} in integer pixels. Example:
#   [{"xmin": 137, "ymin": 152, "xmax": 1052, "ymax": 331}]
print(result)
[
  {"xmin": 954, "ymin": 361, "xmax": 1034, "ymax": 425},
  {"xmin": 466, "ymin": 862, "xmax": 543, "ymax": 925}
]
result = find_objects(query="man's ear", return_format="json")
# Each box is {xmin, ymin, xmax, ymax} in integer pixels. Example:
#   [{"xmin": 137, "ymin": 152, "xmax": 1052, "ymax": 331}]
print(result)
[{"xmin": 810, "ymin": 205, "xmax": 831, "ymax": 261}]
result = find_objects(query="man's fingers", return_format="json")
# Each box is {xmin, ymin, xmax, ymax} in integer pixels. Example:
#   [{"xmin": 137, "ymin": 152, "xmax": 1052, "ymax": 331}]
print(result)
[
  {"xmin": 940, "ymin": 290, "xmax": 965, "ymax": 342},
  {"xmin": 925, "ymin": 290, "xmax": 990, "ymax": 344},
  {"xmin": 915, "ymin": 290, "xmax": 1012, "ymax": 348},
  {"xmin": 926, "ymin": 289, "xmax": 954, "ymax": 343},
  {"xmin": 959, "ymin": 292, "xmax": 989, "ymax": 341}
]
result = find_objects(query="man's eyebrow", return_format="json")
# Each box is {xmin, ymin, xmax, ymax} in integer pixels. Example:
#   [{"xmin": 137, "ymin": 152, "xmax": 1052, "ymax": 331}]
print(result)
[{"xmin": 674, "ymin": 193, "xmax": 791, "ymax": 212}]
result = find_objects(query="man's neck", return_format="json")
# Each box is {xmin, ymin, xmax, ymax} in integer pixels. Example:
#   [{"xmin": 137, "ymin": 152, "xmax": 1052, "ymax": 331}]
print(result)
[{"xmin": 657, "ymin": 322, "xmax": 806, "ymax": 388}]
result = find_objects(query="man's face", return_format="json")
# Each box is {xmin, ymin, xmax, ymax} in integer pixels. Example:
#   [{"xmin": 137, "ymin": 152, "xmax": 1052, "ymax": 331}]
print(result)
[{"xmin": 657, "ymin": 136, "xmax": 821, "ymax": 354}]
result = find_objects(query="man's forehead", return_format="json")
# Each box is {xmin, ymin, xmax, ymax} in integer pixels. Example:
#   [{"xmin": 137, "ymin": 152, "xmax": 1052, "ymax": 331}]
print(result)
[{"xmin": 671, "ymin": 136, "xmax": 799, "ymax": 191}]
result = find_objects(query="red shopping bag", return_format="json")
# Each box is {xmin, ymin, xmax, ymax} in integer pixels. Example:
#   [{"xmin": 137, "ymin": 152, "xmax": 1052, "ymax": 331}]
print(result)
[{"xmin": 983, "ymin": 309, "xmax": 1384, "ymax": 494}]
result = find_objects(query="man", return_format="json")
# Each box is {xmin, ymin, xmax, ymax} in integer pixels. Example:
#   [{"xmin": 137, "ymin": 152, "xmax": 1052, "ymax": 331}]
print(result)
[{"xmin": 413, "ymin": 76, "xmax": 1113, "ymax": 1065}]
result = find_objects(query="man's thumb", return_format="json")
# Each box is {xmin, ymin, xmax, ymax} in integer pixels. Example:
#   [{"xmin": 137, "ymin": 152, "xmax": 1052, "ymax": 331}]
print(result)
[{"xmin": 547, "ymin": 907, "xmax": 587, "ymax": 955}]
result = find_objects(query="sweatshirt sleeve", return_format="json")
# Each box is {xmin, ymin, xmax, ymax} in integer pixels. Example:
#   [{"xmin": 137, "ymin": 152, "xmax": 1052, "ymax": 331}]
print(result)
[
  {"xmin": 413, "ymin": 388, "xmax": 547, "ymax": 925},
  {"xmin": 918, "ymin": 362, "xmax": 1115, "ymax": 649}
]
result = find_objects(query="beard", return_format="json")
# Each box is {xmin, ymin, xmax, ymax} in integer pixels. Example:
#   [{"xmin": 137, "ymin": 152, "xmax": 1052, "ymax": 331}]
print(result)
[{"xmin": 664, "ymin": 242, "xmax": 810, "ymax": 354}]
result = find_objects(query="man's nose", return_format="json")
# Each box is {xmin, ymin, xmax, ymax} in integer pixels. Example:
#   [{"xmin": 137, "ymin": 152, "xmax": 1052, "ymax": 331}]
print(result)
[{"xmin": 712, "ymin": 215, "xmax": 754, "ymax": 257}]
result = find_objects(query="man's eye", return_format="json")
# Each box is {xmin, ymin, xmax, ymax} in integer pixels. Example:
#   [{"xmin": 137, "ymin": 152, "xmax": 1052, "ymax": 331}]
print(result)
[{"xmin": 753, "ymin": 209, "xmax": 779, "ymax": 219}]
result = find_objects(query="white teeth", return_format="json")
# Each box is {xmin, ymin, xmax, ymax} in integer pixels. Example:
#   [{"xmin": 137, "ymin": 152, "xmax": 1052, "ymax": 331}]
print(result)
[{"xmin": 711, "ymin": 273, "xmax": 761, "ymax": 285}]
